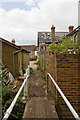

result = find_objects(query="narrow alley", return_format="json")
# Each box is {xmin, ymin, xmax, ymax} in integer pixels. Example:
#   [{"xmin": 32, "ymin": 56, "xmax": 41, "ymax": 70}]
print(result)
[{"xmin": 23, "ymin": 61, "xmax": 58, "ymax": 119}]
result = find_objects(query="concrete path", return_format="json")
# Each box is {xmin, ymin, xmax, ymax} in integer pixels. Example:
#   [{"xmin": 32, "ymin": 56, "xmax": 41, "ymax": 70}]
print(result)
[{"xmin": 23, "ymin": 61, "xmax": 58, "ymax": 119}]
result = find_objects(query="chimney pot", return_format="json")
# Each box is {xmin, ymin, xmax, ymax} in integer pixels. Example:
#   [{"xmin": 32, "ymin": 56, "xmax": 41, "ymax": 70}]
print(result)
[
  {"xmin": 12, "ymin": 38, "xmax": 15, "ymax": 45},
  {"xmin": 68, "ymin": 26, "xmax": 74, "ymax": 33},
  {"xmin": 51, "ymin": 25, "xmax": 55, "ymax": 30}
]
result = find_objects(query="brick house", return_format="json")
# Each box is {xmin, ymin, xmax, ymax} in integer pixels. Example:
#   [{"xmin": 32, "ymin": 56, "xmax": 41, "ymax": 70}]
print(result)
[
  {"xmin": 0, "ymin": 38, "xmax": 29, "ymax": 78},
  {"xmin": 20, "ymin": 45, "xmax": 37, "ymax": 59},
  {"xmin": 66, "ymin": 26, "xmax": 80, "ymax": 42}
]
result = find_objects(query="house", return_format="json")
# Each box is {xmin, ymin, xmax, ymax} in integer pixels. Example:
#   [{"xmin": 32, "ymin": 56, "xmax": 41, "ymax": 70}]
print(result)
[
  {"xmin": 66, "ymin": 26, "xmax": 80, "ymax": 42},
  {"xmin": 0, "ymin": 38, "xmax": 29, "ymax": 78},
  {"xmin": 20, "ymin": 45, "xmax": 37, "ymax": 59},
  {"xmin": 38, "ymin": 32, "xmax": 52, "ymax": 52},
  {"xmin": 38, "ymin": 25, "xmax": 68, "ymax": 52}
]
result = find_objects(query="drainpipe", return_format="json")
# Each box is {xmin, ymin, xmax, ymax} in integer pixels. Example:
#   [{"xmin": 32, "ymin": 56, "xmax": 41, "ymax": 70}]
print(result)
[{"xmin": 13, "ymin": 49, "xmax": 22, "ymax": 77}]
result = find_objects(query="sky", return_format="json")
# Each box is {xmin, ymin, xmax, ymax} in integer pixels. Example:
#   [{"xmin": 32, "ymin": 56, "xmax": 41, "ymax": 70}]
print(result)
[{"xmin": 0, "ymin": 0, "xmax": 78, "ymax": 45}]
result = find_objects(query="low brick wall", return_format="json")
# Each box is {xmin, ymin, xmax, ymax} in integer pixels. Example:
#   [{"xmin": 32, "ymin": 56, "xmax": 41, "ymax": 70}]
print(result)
[{"xmin": 39, "ymin": 53, "xmax": 80, "ymax": 117}]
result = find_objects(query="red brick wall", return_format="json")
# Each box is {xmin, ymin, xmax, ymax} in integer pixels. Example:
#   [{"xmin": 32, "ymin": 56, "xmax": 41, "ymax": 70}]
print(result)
[
  {"xmin": 40, "ymin": 53, "xmax": 80, "ymax": 117},
  {"xmin": 45, "ymin": 54, "xmax": 56, "ymax": 98},
  {"xmin": 56, "ymin": 54, "xmax": 80, "ymax": 113}
]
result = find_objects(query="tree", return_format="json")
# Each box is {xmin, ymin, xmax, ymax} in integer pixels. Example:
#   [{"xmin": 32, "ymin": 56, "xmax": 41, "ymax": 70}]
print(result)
[{"xmin": 48, "ymin": 36, "xmax": 79, "ymax": 54}]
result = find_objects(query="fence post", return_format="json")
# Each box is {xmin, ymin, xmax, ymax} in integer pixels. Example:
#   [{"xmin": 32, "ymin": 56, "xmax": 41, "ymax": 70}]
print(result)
[
  {"xmin": 24, "ymin": 66, "xmax": 30, "ymax": 98},
  {"xmin": 24, "ymin": 72, "xmax": 28, "ymax": 97}
]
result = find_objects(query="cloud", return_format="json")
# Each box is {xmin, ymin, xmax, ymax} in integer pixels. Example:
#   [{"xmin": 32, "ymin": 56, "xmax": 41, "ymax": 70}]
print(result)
[
  {"xmin": 25, "ymin": 0, "xmax": 35, "ymax": 7},
  {"xmin": 2, "ymin": 0, "xmax": 78, "ymax": 2},
  {"xmin": 0, "ymin": 0, "xmax": 78, "ymax": 45},
  {"xmin": 2, "ymin": 0, "xmax": 26, "ymax": 2}
]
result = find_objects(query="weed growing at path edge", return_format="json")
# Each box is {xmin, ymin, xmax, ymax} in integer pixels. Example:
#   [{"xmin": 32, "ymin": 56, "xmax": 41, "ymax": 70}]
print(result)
[{"xmin": 37, "ymin": 65, "xmax": 46, "ymax": 83}]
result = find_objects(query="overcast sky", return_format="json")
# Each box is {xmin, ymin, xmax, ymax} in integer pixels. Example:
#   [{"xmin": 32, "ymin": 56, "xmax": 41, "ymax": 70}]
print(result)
[{"xmin": 0, "ymin": 0, "xmax": 78, "ymax": 45}]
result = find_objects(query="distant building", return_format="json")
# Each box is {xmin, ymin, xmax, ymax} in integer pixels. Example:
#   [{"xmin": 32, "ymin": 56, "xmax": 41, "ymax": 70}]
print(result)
[
  {"xmin": 20, "ymin": 45, "xmax": 37, "ymax": 59},
  {"xmin": 0, "ymin": 38, "xmax": 29, "ymax": 77},
  {"xmin": 37, "ymin": 25, "xmax": 68, "ymax": 52},
  {"xmin": 38, "ymin": 32, "xmax": 52, "ymax": 51}
]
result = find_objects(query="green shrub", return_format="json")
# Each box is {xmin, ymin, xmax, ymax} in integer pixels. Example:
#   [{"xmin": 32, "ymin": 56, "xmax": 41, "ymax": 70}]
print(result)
[
  {"xmin": 2, "ymin": 85, "xmax": 15, "ymax": 106},
  {"xmin": 2, "ymin": 83, "xmax": 25, "ymax": 119},
  {"xmin": 49, "ymin": 36, "xmax": 79, "ymax": 54},
  {"xmin": 30, "ymin": 67, "xmax": 33, "ymax": 74},
  {"xmin": 9, "ymin": 93, "xmax": 25, "ymax": 120},
  {"xmin": 33, "ymin": 55, "xmax": 37, "ymax": 60}
]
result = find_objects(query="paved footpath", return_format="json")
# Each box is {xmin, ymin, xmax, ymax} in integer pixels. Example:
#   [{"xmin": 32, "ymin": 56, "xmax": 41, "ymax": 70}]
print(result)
[{"xmin": 23, "ymin": 61, "xmax": 58, "ymax": 119}]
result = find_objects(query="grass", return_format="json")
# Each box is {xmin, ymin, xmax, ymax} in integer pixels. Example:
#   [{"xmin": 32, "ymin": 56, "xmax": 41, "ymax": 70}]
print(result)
[{"xmin": 37, "ymin": 65, "xmax": 46, "ymax": 83}]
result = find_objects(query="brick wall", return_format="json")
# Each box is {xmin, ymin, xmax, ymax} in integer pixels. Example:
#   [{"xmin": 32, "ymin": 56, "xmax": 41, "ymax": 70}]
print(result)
[
  {"xmin": 39, "ymin": 53, "xmax": 80, "ymax": 117},
  {"xmin": 29, "ymin": 50, "xmax": 35, "ymax": 59},
  {"xmin": 2, "ymin": 42, "xmax": 18, "ymax": 76},
  {"xmin": 23, "ymin": 51, "xmax": 29, "ymax": 69},
  {"xmin": 18, "ymin": 51, "xmax": 29, "ymax": 73},
  {"xmin": 45, "ymin": 54, "xmax": 56, "ymax": 99},
  {"xmin": 2, "ymin": 42, "xmax": 29, "ymax": 77},
  {"xmin": 56, "ymin": 54, "xmax": 80, "ymax": 115}
]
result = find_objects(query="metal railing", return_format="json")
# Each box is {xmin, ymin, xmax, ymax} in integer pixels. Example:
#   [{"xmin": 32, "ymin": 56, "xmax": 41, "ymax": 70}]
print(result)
[
  {"xmin": 3, "ymin": 65, "xmax": 30, "ymax": 120},
  {"xmin": 47, "ymin": 73, "xmax": 80, "ymax": 120}
]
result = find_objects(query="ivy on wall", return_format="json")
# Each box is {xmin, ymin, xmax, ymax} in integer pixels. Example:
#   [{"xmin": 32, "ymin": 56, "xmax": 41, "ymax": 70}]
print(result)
[{"xmin": 48, "ymin": 37, "xmax": 79, "ymax": 54}]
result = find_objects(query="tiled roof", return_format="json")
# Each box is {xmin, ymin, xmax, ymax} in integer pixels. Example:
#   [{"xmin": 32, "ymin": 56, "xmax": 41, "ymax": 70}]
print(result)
[
  {"xmin": 38, "ymin": 32, "xmax": 68, "ymax": 44},
  {"xmin": 38, "ymin": 32, "xmax": 52, "ymax": 43},
  {"xmin": 20, "ymin": 45, "xmax": 36, "ymax": 51},
  {"xmin": 55, "ymin": 32, "xmax": 68, "ymax": 43}
]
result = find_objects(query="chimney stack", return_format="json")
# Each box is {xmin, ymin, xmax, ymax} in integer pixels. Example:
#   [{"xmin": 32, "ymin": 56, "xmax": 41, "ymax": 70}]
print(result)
[
  {"xmin": 12, "ymin": 38, "xmax": 15, "ymax": 45},
  {"xmin": 51, "ymin": 25, "xmax": 55, "ymax": 43},
  {"xmin": 68, "ymin": 26, "xmax": 74, "ymax": 33}
]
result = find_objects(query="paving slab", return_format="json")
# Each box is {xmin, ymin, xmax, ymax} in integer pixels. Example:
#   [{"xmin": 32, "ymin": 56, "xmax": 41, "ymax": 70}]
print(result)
[{"xmin": 23, "ymin": 97, "xmax": 58, "ymax": 119}]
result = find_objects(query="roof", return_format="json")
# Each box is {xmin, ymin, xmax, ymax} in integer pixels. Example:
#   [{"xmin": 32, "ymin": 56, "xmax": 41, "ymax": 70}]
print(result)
[
  {"xmin": 0, "ymin": 37, "xmax": 20, "ymax": 49},
  {"xmin": 0, "ymin": 37, "xmax": 29, "ymax": 53},
  {"xmin": 55, "ymin": 32, "xmax": 68, "ymax": 43},
  {"xmin": 66, "ymin": 26, "xmax": 80, "ymax": 36},
  {"xmin": 38, "ymin": 32, "xmax": 68, "ymax": 45},
  {"xmin": 20, "ymin": 45, "xmax": 36, "ymax": 52},
  {"xmin": 38, "ymin": 32, "xmax": 52, "ymax": 44}
]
